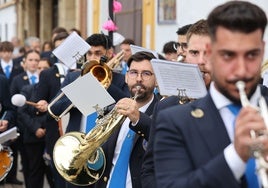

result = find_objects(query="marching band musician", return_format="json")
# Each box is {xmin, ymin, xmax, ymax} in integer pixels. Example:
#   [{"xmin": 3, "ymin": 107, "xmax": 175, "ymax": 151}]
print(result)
[
  {"xmin": 0, "ymin": 75, "xmax": 16, "ymax": 185},
  {"xmin": 89, "ymin": 51, "xmax": 159, "ymax": 188},
  {"xmin": 175, "ymin": 24, "xmax": 192, "ymax": 62},
  {"xmin": 44, "ymin": 33, "xmax": 129, "ymax": 188},
  {"xmin": 34, "ymin": 32, "xmax": 71, "ymax": 188},
  {"xmin": 141, "ymin": 19, "xmax": 211, "ymax": 188},
  {"xmin": 154, "ymin": 1, "xmax": 268, "ymax": 187},
  {"xmin": 0, "ymin": 74, "xmax": 15, "ymax": 133},
  {"xmin": 46, "ymin": 34, "xmax": 130, "ymax": 134},
  {"xmin": 119, "ymin": 38, "xmax": 135, "ymax": 74}
]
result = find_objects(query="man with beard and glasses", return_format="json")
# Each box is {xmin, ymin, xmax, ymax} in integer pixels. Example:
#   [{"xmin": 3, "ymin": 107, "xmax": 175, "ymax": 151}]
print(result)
[
  {"xmin": 89, "ymin": 51, "xmax": 159, "ymax": 188},
  {"xmin": 154, "ymin": 1, "xmax": 268, "ymax": 188}
]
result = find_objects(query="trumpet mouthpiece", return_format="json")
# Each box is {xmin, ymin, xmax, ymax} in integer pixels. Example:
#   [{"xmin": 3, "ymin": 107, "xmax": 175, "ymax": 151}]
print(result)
[
  {"xmin": 235, "ymin": 81, "xmax": 245, "ymax": 91},
  {"xmin": 11, "ymin": 94, "xmax": 26, "ymax": 107}
]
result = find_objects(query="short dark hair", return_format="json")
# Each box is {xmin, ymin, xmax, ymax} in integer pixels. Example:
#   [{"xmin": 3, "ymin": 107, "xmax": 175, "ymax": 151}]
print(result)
[
  {"xmin": 120, "ymin": 38, "xmax": 135, "ymax": 45},
  {"xmin": 186, "ymin": 19, "xmax": 209, "ymax": 43},
  {"xmin": 52, "ymin": 27, "xmax": 67, "ymax": 36},
  {"xmin": 69, "ymin": 28, "xmax": 81, "ymax": 36},
  {"xmin": 176, "ymin": 24, "xmax": 192, "ymax": 35},
  {"xmin": 53, "ymin": 32, "xmax": 69, "ymax": 45},
  {"xmin": 40, "ymin": 57, "xmax": 52, "ymax": 67},
  {"xmin": 85, "ymin": 34, "xmax": 113, "ymax": 49},
  {"xmin": 207, "ymin": 1, "xmax": 267, "ymax": 41},
  {"xmin": 162, "ymin": 41, "xmax": 177, "ymax": 54},
  {"xmin": 127, "ymin": 51, "xmax": 156, "ymax": 67},
  {"xmin": 23, "ymin": 49, "xmax": 40, "ymax": 61},
  {"xmin": 0, "ymin": 41, "xmax": 14, "ymax": 52}
]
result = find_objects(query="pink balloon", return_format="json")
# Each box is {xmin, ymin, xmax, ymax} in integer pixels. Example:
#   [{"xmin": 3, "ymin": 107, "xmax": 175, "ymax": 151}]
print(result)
[
  {"xmin": 102, "ymin": 20, "xmax": 118, "ymax": 31},
  {"xmin": 113, "ymin": 0, "xmax": 122, "ymax": 13}
]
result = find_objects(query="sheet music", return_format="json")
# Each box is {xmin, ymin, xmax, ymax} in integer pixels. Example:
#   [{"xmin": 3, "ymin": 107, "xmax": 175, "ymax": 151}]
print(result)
[
  {"xmin": 151, "ymin": 59, "xmax": 207, "ymax": 99},
  {"xmin": 61, "ymin": 73, "xmax": 115, "ymax": 116},
  {"xmin": 0, "ymin": 127, "xmax": 18, "ymax": 144},
  {"xmin": 130, "ymin": 45, "xmax": 159, "ymax": 59},
  {"xmin": 53, "ymin": 31, "xmax": 91, "ymax": 68}
]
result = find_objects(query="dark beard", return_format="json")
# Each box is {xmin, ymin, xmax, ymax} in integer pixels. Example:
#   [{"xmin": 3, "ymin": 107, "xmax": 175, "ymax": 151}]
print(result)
[
  {"xmin": 130, "ymin": 84, "xmax": 154, "ymax": 103},
  {"xmin": 215, "ymin": 78, "xmax": 259, "ymax": 105}
]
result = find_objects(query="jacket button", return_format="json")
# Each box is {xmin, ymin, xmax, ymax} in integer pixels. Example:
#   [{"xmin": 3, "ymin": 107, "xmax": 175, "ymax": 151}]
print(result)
[
  {"xmin": 103, "ymin": 176, "xmax": 108, "ymax": 182},
  {"xmin": 138, "ymin": 131, "xmax": 141, "ymax": 134},
  {"xmin": 141, "ymin": 133, "xmax": 144, "ymax": 137}
]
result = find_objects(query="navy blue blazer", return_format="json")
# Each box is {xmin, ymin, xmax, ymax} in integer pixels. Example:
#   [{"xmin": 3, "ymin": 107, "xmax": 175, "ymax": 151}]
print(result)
[
  {"xmin": 153, "ymin": 87, "xmax": 268, "ymax": 188},
  {"xmin": 0, "ymin": 59, "xmax": 24, "ymax": 85},
  {"xmin": 141, "ymin": 95, "xmax": 181, "ymax": 188},
  {"xmin": 0, "ymin": 74, "xmax": 15, "ymax": 131},
  {"xmin": 17, "ymin": 84, "xmax": 46, "ymax": 144},
  {"xmin": 9, "ymin": 72, "xmax": 31, "ymax": 96},
  {"xmin": 92, "ymin": 95, "xmax": 158, "ymax": 188},
  {"xmin": 34, "ymin": 65, "xmax": 63, "ymax": 156},
  {"xmin": 50, "ymin": 70, "xmax": 130, "ymax": 133},
  {"xmin": 35, "ymin": 65, "xmax": 62, "ymax": 102}
]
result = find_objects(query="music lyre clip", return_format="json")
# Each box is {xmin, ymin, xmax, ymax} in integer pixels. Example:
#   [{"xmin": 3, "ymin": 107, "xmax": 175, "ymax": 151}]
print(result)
[{"xmin": 72, "ymin": 52, "xmax": 85, "ymax": 65}]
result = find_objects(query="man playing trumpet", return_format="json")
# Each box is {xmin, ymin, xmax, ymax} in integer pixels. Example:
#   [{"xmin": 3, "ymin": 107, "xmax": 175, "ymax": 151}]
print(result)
[{"xmin": 154, "ymin": 1, "xmax": 268, "ymax": 188}]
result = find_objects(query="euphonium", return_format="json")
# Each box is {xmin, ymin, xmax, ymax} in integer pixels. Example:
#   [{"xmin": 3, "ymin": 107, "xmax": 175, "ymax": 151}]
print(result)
[
  {"xmin": 47, "ymin": 51, "xmax": 124, "ymax": 121},
  {"xmin": 53, "ymin": 86, "xmax": 141, "ymax": 186},
  {"xmin": 236, "ymin": 81, "xmax": 268, "ymax": 188}
]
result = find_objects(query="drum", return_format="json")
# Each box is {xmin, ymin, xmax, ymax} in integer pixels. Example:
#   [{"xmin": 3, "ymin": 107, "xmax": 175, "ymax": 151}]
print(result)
[{"xmin": 0, "ymin": 145, "xmax": 13, "ymax": 181}]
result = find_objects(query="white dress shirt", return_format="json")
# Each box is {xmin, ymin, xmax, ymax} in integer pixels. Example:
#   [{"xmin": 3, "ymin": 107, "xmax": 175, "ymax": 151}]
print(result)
[
  {"xmin": 1, "ymin": 60, "xmax": 13, "ymax": 74},
  {"xmin": 107, "ymin": 95, "xmax": 154, "ymax": 188},
  {"xmin": 209, "ymin": 82, "xmax": 260, "ymax": 181}
]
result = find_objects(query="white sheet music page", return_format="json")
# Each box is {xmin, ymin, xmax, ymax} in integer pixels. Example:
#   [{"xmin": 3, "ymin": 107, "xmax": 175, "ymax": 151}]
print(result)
[
  {"xmin": 130, "ymin": 45, "xmax": 159, "ymax": 59},
  {"xmin": 61, "ymin": 73, "xmax": 115, "ymax": 116},
  {"xmin": 151, "ymin": 59, "xmax": 207, "ymax": 99},
  {"xmin": 53, "ymin": 31, "xmax": 91, "ymax": 68},
  {"xmin": 0, "ymin": 127, "xmax": 18, "ymax": 144}
]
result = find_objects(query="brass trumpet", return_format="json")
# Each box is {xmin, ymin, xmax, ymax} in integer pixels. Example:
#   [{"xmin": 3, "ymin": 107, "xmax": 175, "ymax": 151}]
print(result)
[
  {"xmin": 236, "ymin": 81, "xmax": 268, "ymax": 188},
  {"xmin": 47, "ymin": 50, "xmax": 125, "ymax": 121},
  {"xmin": 53, "ymin": 86, "xmax": 140, "ymax": 185}
]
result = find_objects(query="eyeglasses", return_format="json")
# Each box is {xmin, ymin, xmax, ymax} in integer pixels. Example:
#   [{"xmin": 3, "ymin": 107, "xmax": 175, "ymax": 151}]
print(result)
[
  {"xmin": 127, "ymin": 70, "xmax": 154, "ymax": 80},
  {"xmin": 173, "ymin": 42, "xmax": 188, "ymax": 51}
]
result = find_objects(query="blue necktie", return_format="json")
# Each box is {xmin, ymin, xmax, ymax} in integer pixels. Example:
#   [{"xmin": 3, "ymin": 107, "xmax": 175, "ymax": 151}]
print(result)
[
  {"xmin": 109, "ymin": 129, "xmax": 135, "ymax": 188},
  {"xmin": 121, "ymin": 62, "xmax": 128, "ymax": 75},
  {"xmin": 227, "ymin": 104, "xmax": 259, "ymax": 188},
  {"xmin": 85, "ymin": 112, "xmax": 97, "ymax": 133},
  {"xmin": 5, "ymin": 65, "xmax": 10, "ymax": 79},
  {"xmin": 154, "ymin": 87, "xmax": 159, "ymax": 95},
  {"xmin": 30, "ymin": 75, "xmax": 37, "ymax": 84}
]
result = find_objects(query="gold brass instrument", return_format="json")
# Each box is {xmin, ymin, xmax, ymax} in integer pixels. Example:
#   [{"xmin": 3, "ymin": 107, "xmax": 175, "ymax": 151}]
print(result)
[
  {"xmin": 160, "ymin": 88, "xmax": 193, "ymax": 104},
  {"xmin": 236, "ymin": 81, "xmax": 268, "ymax": 188},
  {"xmin": 47, "ymin": 50, "xmax": 124, "ymax": 121},
  {"xmin": 53, "ymin": 86, "xmax": 140, "ymax": 185},
  {"xmin": 106, "ymin": 50, "xmax": 124, "ymax": 70},
  {"xmin": 0, "ymin": 145, "xmax": 13, "ymax": 181}
]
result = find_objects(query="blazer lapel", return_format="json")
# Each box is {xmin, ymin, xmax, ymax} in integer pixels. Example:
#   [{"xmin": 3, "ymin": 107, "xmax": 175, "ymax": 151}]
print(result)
[
  {"xmin": 191, "ymin": 93, "xmax": 231, "ymax": 156},
  {"xmin": 133, "ymin": 94, "xmax": 158, "ymax": 144}
]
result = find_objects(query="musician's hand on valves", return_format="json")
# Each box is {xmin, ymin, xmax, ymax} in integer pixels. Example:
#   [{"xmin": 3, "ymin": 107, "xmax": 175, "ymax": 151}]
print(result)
[
  {"xmin": 0, "ymin": 120, "xmax": 8, "ymax": 132},
  {"xmin": 36, "ymin": 100, "xmax": 48, "ymax": 112},
  {"xmin": 234, "ymin": 106, "xmax": 268, "ymax": 162},
  {"xmin": 115, "ymin": 98, "xmax": 140, "ymax": 124}
]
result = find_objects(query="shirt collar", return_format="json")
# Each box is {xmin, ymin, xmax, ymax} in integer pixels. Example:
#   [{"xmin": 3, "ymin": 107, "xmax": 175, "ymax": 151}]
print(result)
[
  {"xmin": 210, "ymin": 81, "xmax": 260, "ymax": 110},
  {"xmin": 1, "ymin": 60, "xmax": 13, "ymax": 68},
  {"xmin": 26, "ymin": 70, "xmax": 38, "ymax": 78},
  {"xmin": 139, "ymin": 95, "xmax": 154, "ymax": 113}
]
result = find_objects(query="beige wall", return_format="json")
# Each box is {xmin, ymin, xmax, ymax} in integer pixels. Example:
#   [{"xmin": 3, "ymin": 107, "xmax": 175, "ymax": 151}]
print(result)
[{"xmin": 16, "ymin": 0, "xmax": 88, "ymax": 44}]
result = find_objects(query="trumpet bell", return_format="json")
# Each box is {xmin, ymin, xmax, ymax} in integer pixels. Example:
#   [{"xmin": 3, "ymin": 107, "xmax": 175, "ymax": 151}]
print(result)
[
  {"xmin": 53, "ymin": 132, "xmax": 106, "ymax": 186},
  {"xmin": 82, "ymin": 60, "xmax": 112, "ymax": 89}
]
